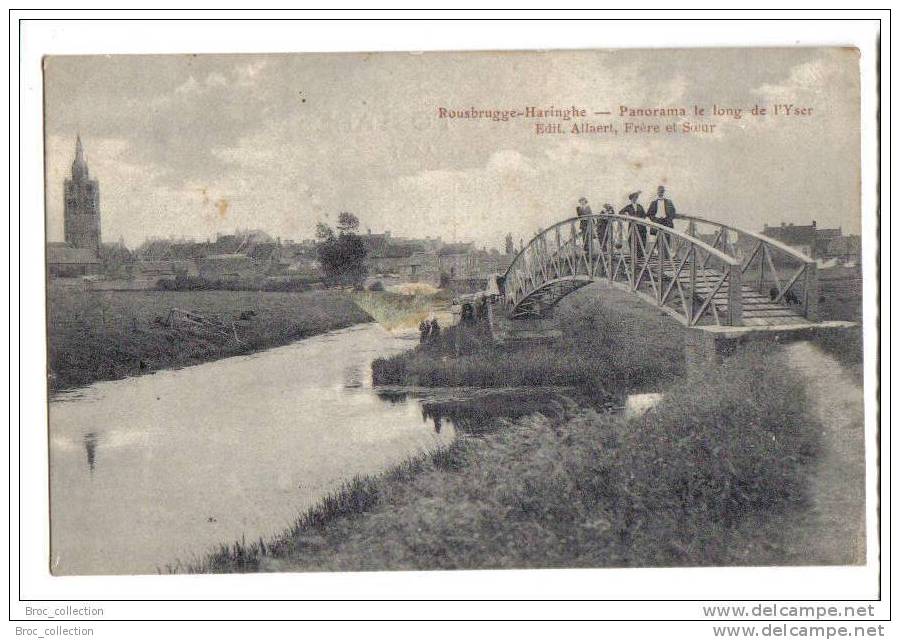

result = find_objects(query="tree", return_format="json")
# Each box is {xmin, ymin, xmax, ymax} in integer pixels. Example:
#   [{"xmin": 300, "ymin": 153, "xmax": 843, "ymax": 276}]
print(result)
[
  {"xmin": 337, "ymin": 211, "xmax": 360, "ymax": 234},
  {"xmin": 504, "ymin": 233, "xmax": 515, "ymax": 255},
  {"xmin": 316, "ymin": 213, "xmax": 368, "ymax": 286},
  {"xmin": 315, "ymin": 222, "xmax": 335, "ymax": 241}
]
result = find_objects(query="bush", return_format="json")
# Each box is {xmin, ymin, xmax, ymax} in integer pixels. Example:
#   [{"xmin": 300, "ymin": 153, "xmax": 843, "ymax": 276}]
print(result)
[
  {"xmin": 156, "ymin": 278, "xmax": 177, "ymax": 290},
  {"xmin": 583, "ymin": 345, "xmax": 820, "ymax": 564},
  {"xmin": 154, "ymin": 275, "xmax": 319, "ymax": 292},
  {"xmin": 367, "ymin": 280, "xmax": 385, "ymax": 292},
  {"xmin": 371, "ymin": 284, "xmax": 686, "ymax": 396}
]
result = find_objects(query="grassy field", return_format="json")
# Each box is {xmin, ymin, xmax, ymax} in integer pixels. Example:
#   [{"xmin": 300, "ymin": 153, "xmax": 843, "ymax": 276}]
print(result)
[
  {"xmin": 47, "ymin": 286, "xmax": 372, "ymax": 390},
  {"xmin": 189, "ymin": 343, "xmax": 824, "ymax": 572},
  {"xmin": 372, "ymin": 283, "xmax": 685, "ymax": 398}
]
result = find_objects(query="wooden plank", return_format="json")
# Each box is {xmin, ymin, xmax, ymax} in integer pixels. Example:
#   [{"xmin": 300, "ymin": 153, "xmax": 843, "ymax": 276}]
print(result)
[
  {"xmin": 742, "ymin": 310, "xmax": 805, "ymax": 318},
  {"xmin": 741, "ymin": 317, "xmax": 808, "ymax": 327}
]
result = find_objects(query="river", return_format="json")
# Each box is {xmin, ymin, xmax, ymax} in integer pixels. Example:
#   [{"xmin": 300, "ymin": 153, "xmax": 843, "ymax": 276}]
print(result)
[{"xmin": 48, "ymin": 322, "xmax": 457, "ymax": 575}]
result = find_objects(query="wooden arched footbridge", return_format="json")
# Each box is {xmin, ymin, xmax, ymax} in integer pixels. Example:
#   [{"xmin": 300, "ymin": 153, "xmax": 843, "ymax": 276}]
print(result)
[{"xmin": 499, "ymin": 213, "xmax": 822, "ymax": 328}]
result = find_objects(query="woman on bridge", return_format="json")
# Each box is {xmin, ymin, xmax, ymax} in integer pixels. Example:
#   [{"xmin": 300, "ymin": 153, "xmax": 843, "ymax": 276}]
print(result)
[
  {"xmin": 619, "ymin": 191, "xmax": 647, "ymax": 255},
  {"xmin": 602, "ymin": 203, "xmax": 621, "ymax": 249}
]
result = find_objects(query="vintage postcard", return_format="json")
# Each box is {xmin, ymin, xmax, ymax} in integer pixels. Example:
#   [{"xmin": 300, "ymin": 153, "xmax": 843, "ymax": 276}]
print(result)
[{"xmin": 42, "ymin": 47, "xmax": 867, "ymax": 577}]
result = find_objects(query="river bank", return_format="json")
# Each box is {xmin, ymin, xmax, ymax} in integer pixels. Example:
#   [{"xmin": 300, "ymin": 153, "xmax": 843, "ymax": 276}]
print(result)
[
  {"xmin": 372, "ymin": 284, "xmax": 685, "ymax": 401},
  {"xmin": 188, "ymin": 285, "xmax": 863, "ymax": 572},
  {"xmin": 191, "ymin": 341, "xmax": 836, "ymax": 572},
  {"xmin": 47, "ymin": 286, "xmax": 373, "ymax": 390}
]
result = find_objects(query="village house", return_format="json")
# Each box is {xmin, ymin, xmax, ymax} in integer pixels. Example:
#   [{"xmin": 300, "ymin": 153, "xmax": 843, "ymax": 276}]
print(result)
[
  {"xmin": 198, "ymin": 253, "xmax": 258, "ymax": 282},
  {"xmin": 367, "ymin": 243, "xmax": 416, "ymax": 276},
  {"xmin": 438, "ymin": 242, "xmax": 476, "ymax": 277},
  {"xmin": 47, "ymin": 242, "xmax": 103, "ymax": 278},
  {"xmin": 762, "ymin": 220, "xmax": 861, "ymax": 266},
  {"xmin": 761, "ymin": 222, "xmax": 818, "ymax": 257}
]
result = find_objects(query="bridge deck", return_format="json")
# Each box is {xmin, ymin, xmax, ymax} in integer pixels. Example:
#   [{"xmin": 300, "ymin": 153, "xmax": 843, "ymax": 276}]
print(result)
[
  {"xmin": 670, "ymin": 265, "xmax": 808, "ymax": 327},
  {"xmin": 583, "ymin": 253, "xmax": 808, "ymax": 327}
]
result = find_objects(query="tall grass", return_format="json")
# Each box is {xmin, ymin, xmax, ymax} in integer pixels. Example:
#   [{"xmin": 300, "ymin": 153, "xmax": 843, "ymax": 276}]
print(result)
[
  {"xmin": 47, "ymin": 287, "xmax": 372, "ymax": 390},
  {"xmin": 184, "ymin": 439, "xmax": 470, "ymax": 573},
  {"xmin": 810, "ymin": 325, "xmax": 864, "ymax": 384}
]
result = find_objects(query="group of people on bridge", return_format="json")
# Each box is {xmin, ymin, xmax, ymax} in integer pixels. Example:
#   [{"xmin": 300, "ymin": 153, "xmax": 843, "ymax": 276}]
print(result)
[{"xmin": 576, "ymin": 185, "xmax": 677, "ymax": 253}]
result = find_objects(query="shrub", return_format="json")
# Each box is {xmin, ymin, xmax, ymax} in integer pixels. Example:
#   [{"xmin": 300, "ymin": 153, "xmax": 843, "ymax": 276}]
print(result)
[{"xmin": 585, "ymin": 345, "xmax": 820, "ymax": 564}]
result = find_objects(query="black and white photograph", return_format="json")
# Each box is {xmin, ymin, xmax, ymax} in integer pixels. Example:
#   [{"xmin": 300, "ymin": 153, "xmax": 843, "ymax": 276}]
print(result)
[
  {"xmin": 43, "ymin": 46, "xmax": 867, "ymax": 575},
  {"xmin": 10, "ymin": 11, "xmax": 887, "ymax": 637}
]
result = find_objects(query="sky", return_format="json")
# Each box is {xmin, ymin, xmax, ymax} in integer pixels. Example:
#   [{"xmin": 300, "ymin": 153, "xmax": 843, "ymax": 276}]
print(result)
[{"xmin": 43, "ymin": 48, "xmax": 860, "ymax": 250}]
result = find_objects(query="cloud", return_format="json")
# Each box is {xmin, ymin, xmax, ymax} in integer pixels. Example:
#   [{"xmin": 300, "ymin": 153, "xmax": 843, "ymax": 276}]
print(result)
[
  {"xmin": 43, "ymin": 49, "xmax": 862, "ymax": 249},
  {"xmin": 205, "ymin": 72, "xmax": 228, "ymax": 88}
]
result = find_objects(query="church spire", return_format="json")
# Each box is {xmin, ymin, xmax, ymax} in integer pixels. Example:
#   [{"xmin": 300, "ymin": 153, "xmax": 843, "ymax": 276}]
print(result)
[{"xmin": 72, "ymin": 134, "xmax": 89, "ymax": 181}]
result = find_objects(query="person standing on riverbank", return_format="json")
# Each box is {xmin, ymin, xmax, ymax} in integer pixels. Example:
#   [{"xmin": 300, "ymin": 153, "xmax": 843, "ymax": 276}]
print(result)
[{"xmin": 430, "ymin": 317, "xmax": 441, "ymax": 341}]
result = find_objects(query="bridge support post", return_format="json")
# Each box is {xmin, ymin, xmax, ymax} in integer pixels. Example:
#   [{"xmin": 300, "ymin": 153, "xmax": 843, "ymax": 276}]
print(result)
[
  {"xmin": 727, "ymin": 263, "xmax": 743, "ymax": 326},
  {"xmin": 684, "ymin": 321, "xmax": 858, "ymax": 378},
  {"xmin": 804, "ymin": 263, "xmax": 819, "ymax": 322}
]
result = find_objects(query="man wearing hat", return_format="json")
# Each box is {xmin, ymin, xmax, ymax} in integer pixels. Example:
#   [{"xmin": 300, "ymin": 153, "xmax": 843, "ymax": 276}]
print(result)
[
  {"xmin": 619, "ymin": 191, "xmax": 647, "ymax": 255},
  {"xmin": 647, "ymin": 185, "xmax": 676, "ymax": 229},
  {"xmin": 576, "ymin": 196, "xmax": 593, "ymax": 252}
]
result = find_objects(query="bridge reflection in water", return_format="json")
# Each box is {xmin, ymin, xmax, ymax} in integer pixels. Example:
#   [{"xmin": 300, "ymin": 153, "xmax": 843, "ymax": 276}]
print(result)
[{"xmin": 500, "ymin": 213, "xmax": 821, "ymax": 328}]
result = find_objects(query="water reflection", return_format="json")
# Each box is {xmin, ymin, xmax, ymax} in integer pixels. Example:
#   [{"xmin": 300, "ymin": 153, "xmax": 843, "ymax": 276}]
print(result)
[
  {"xmin": 49, "ymin": 323, "xmax": 455, "ymax": 575},
  {"xmin": 83, "ymin": 432, "xmax": 98, "ymax": 472},
  {"xmin": 422, "ymin": 405, "xmax": 444, "ymax": 433},
  {"xmin": 422, "ymin": 392, "xmax": 567, "ymax": 436},
  {"xmin": 342, "ymin": 363, "xmax": 364, "ymax": 389},
  {"xmin": 376, "ymin": 389, "xmax": 573, "ymax": 436},
  {"xmin": 375, "ymin": 390, "xmax": 409, "ymax": 405}
]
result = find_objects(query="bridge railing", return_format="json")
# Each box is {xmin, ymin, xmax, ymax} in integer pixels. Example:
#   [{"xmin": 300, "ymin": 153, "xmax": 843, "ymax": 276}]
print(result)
[
  {"xmin": 501, "ymin": 214, "xmax": 748, "ymax": 327},
  {"xmin": 675, "ymin": 215, "xmax": 819, "ymax": 321}
]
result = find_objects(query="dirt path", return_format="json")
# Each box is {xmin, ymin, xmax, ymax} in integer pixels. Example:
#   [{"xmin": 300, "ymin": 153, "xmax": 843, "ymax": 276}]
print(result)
[{"xmin": 783, "ymin": 340, "xmax": 867, "ymax": 565}]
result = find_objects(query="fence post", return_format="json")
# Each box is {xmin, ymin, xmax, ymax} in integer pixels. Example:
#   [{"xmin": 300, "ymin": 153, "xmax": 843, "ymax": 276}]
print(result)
[
  {"xmin": 728, "ymin": 262, "xmax": 743, "ymax": 326},
  {"xmin": 587, "ymin": 217, "xmax": 594, "ymax": 274},
  {"xmin": 689, "ymin": 244, "xmax": 696, "ymax": 323},
  {"xmin": 628, "ymin": 220, "xmax": 636, "ymax": 287},
  {"xmin": 657, "ymin": 230, "xmax": 665, "ymax": 303},
  {"xmin": 804, "ymin": 262, "xmax": 819, "ymax": 322}
]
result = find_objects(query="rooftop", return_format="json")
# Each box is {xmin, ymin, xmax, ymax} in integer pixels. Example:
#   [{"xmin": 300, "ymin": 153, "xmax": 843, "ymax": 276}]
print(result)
[{"xmin": 48, "ymin": 244, "xmax": 101, "ymax": 265}]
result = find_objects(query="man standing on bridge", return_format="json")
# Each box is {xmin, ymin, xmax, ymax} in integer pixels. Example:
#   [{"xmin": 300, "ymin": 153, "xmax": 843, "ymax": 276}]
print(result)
[
  {"xmin": 647, "ymin": 185, "xmax": 676, "ymax": 230},
  {"xmin": 619, "ymin": 191, "xmax": 647, "ymax": 255},
  {"xmin": 647, "ymin": 185, "xmax": 676, "ymax": 252},
  {"xmin": 576, "ymin": 196, "xmax": 594, "ymax": 252}
]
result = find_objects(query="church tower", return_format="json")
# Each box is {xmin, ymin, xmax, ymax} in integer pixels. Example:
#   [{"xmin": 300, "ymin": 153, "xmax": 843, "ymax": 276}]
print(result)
[{"xmin": 63, "ymin": 135, "xmax": 101, "ymax": 256}]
